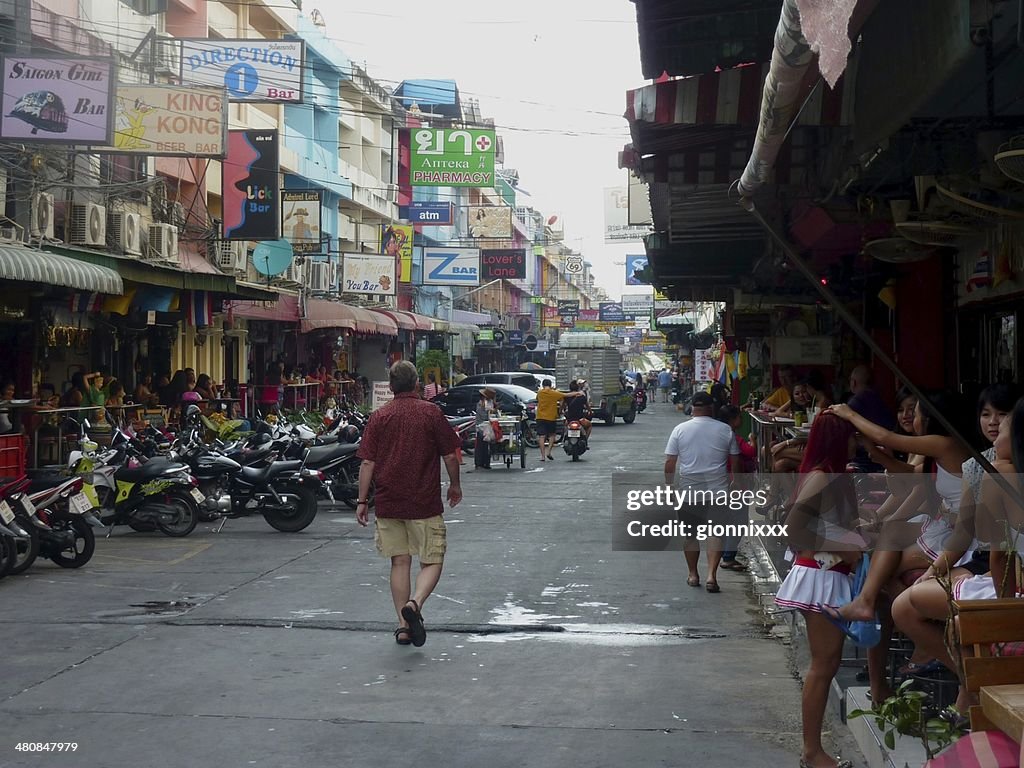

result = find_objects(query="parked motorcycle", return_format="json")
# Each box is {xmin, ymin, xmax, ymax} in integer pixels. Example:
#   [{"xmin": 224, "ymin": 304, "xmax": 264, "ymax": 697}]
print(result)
[
  {"xmin": 0, "ymin": 476, "xmax": 36, "ymax": 577},
  {"xmin": 562, "ymin": 419, "xmax": 590, "ymax": 461},
  {"xmin": 18, "ymin": 476, "xmax": 100, "ymax": 569}
]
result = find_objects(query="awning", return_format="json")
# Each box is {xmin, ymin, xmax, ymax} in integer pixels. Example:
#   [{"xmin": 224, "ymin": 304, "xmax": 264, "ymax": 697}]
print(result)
[
  {"xmin": 449, "ymin": 322, "xmax": 479, "ymax": 334},
  {"xmin": 370, "ymin": 309, "xmax": 416, "ymax": 331},
  {"xmin": 227, "ymin": 294, "xmax": 300, "ymax": 322},
  {"xmin": 403, "ymin": 312, "xmax": 434, "ymax": 331},
  {"xmin": 0, "ymin": 244, "xmax": 122, "ymax": 294},
  {"xmin": 177, "ymin": 242, "xmax": 224, "ymax": 276},
  {"xmin": 46, "ymin": 244, "xmax": 237, "ymax": 294},
  {"xmin": 431, "ymin": 319, "xmax": 449, "ymax": 332},
  {"xmin": 453, "ymin": 308, "xmax": 492, "ymax": 325},
  {"xmin": 301, "ymin": 299, "xmax": 394, "ymax": 335}
]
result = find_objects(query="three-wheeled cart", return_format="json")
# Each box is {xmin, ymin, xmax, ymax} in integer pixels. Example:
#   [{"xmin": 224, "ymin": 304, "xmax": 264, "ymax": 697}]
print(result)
[{"xmin": 490, "ymin": 415, "xmax": 527, "ymax": 469}]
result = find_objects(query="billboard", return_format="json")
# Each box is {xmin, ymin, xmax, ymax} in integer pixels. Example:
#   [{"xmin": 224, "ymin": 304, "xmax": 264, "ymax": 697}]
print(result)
[
  {"xmin": 342, "ymin": 253, "xmax": 396, "ymax": 296},
  {"xmin": 282, "ymin": 190, "xmax": 323, "ymax": 253},
  {"xmin": 0, "ymin": 57, "xmax": 115, "ymax": 143},
  {"xmin": 409, "ymin": 128, "xmax": 496, "ymax": 187},
  {"xmin": 481, "ymin": 249, "xmax": 526, "ymax": 280},
  {"xmin": 600, "ymin": 302, "xmax": 627, "ymax": 322},
  {"xmin": 625, "ymin": 254, "xmax": 650, "ymax": 286},
  {"xmin": 604, "ymin": 186, "xmax": 650, "ymax": 244},
  {"xmin": 621, "ymin": 293, "xmax": 654, "ymax": 315},
  {"xmin": 180, "ymin": 39, "xmax": 304, "ymax": 102},
  {"xmin": 381, "ymin": 223, "xmax": 413, "ymax": 283},
  {"xmin": 628, "ymin": 172, "xmax": 653, "ymax": 226},
  {"xmin": 422, "ymin": 248, "xmax": 480, "ymax": 286},
  {"xmin": 105, "ymin": 85, "xmax": 226, "ymax": 157},
  {"xmin": 557, "ymin": 300, "xmax": 580, "ymax": 318},
  {"xmin": 468, "ymin": 206, "xmax": 513, "ymax": 238},
  {"xmin": 399, "ymin": 201, "xmax": 453, "ymax": 225},
  {"xmin": 222, "ymin": 129, "xmax": 279, "ymax": 241}
]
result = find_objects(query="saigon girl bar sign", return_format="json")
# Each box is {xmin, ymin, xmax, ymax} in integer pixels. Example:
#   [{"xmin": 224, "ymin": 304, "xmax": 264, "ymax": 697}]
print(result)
[{"xmin": 223, "ymin": 129, "xmax": 279, "ymax": 241}]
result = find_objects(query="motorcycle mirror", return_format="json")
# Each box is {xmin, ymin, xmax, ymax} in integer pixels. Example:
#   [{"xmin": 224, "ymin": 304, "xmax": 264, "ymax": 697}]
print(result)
[{"xmin": 83, "ymin": 419, "xmax": 92, "ymax": 430}]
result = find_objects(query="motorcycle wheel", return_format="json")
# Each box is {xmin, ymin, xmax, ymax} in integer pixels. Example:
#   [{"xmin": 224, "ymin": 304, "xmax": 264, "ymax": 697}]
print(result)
[
  {"xmin": 519, "ymin": 438, "xmax": 526, "ymax": 469},
  {"xmin": 622, "ymin": 408, "xmax": 637, "ymax": 424},
  {"xmin": 48, "ymin": 515, "xmax": 96, "ymax": 568},
  {"xmin": 263, "ymin": 485, "xmax": 318, "ymax": 532},
  {"xmin": 522, "ymin": 423, "xmax": 539, "ymax": 449},
  {"xmin": 154, "ymin": 490, "xmax": 199, "ymax": 538},
  {"xmin": 8, "ymin": 521, "xmax": 40, "ymax": 575},
  {"xmin": 128, "ymin": 519, "xmax": 156, "ymax": 532},
  {"xmin": 0, "ymin": 533, "xmax": 14, "ymax": 578}
]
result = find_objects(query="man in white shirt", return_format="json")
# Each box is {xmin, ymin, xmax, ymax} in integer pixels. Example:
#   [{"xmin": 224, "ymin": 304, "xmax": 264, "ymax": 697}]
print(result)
[{"xmin": 663, "ymin": 391, "xmax": 740, "ymax": 593}]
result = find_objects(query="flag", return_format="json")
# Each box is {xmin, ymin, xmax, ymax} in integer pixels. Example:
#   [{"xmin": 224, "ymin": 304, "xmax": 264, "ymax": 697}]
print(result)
[
  {"xmin": 69, "ymin": 292, "xmax": 103, "ymax": 313},
  {"xmin": 103, "ymin": 286, "xmax": 136, "ymax": 316},
  {"xmin": 134, "ymin": 287, "xmax": 176, "ymax": 312},
  {"xmin": 725, "ymin": 350, "xmax": 738, "ymax": 380},
  {"xmin": 186, "ymin": 291, "xmax": 214, "ymax": 327}
]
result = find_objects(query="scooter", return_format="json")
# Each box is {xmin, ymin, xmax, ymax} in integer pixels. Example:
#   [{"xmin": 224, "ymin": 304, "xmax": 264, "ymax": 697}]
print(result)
[
  {"xmin": 633, "ymin": 385, "xmax": 648, "ymax": 413},
  {"xmin": 562, "ymin": 420, "xmax": 589, "ymax": 461}
]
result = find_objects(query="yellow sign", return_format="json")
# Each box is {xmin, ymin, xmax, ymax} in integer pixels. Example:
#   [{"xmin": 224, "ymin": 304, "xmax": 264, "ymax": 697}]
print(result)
[
  {"xmin": 381, "ymin": 224, "xmax": 414, "ymax": 283},
  {"xmin": 655, "ymin": 290, "xmax": 669, "ymax": 301}
]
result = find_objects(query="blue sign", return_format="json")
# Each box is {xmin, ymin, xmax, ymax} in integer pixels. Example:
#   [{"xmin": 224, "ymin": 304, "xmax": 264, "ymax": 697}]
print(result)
[
  {"xmin": 508, "ymin": 330, "xmax": 524, "ymax": 345},
  {"xmin": 599, "ymin": 302, "xmax": 626, "ymax": 322},
  {"xmin": 422, "ymin": 248, "xmax": 480, "ymax": 286},
  {"xmin": 225, "ymin": 62, "xmax": 259, "ymax": 97},
  {"xmin": 625, "ymin": 254, "xmax": 649, "ymax": 286},
  {"xmin": 399, "ymin": 202, "xmax": 453, "ymax": 225}
]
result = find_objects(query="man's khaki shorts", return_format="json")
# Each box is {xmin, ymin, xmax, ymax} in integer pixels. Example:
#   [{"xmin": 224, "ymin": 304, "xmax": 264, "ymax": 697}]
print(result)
[{"xmin": 374, "ymin": 515, "xmax": 447, "ymax": 563}]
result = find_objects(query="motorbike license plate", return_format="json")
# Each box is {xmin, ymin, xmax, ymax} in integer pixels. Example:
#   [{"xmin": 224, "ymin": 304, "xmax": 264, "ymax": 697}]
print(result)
[
  {"xmin": 19, "ymin": 496, "xmax": 36, "ymax": 516},
  {"xmin": 68, "ymin": 493, "xmax": 92, "ymax": 516},
  {"xmin": 190, "ymin": 488, "xmax": 205, "ymax": 504},
  {"xmin": 567, "ymin": 429, "xmax": 581, "ymax": 438},
  {"xmin": 0, "ymin": 500, "xmax": 13, "ymax": 524}
]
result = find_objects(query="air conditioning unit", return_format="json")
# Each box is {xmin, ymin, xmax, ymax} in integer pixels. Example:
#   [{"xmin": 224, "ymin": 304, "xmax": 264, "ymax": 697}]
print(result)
[
  {"xmin": 385, "ymin": 183, "xmax": 398, "ymax": 203},
  {"xmin": 70, "ymin": 202, "xmax": 106, "ymax": 246},
  {"xmin": 307, "ymin": 260, "xmax": 330, "ymax": 292},
  {"xmin": 108, "ymin": 211, "xmax": 141, "ymax": 255},
  {"xmin": 148, "ymin": 222, "xmax": 178, "ymax": 262},
  {"xmin": 217, "ymin": 240, "xmax": 247, "ymax": 272},
  {"xmin": 30, "ymin": 192, "xmax": 54, "ymax": 239},
  {"xmin": 154, "ymin": 33, "xmax": 180, "ymax": 76},
  {"xmin": 281, "ymin": 260, "xmax": 303, "ymax": 285}
]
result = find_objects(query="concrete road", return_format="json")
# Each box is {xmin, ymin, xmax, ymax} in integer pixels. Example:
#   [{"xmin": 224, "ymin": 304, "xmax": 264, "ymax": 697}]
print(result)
[{"xmin": 1, "ymin": 401, "xmax": 820, "ymax": 768}]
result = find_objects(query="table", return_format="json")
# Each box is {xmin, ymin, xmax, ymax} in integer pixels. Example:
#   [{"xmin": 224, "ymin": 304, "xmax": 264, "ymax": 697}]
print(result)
[
  {"xmin": 981, "ymin": 684, "xmax": 1024, "ymax": 744},
  {"xmin": 748, "ymin": 410, "xmax": 791, "ymax": 477},
  {"xmin": 282, "ymin": 382, "xmax": 322, "ymax": 411},
  {"xmin": 207, "ymin": 397, "xmax": 242, "ymax": 415}
]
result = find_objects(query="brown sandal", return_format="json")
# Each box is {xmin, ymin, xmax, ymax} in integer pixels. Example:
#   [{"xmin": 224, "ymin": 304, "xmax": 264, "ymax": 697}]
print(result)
[{"xmin": 394, "ymin": 627, "xmax": 412, "ymax": 645}]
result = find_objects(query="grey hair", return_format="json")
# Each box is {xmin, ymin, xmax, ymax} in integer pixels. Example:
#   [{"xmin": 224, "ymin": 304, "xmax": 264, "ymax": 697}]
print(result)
[{"xmin": 389, "ymin": 360, "xmax": 418, "ymax": 394}]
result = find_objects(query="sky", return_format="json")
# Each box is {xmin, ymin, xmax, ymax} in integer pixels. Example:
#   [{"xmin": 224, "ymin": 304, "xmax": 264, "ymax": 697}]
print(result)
[{"xmin": 316, "ymin": 1, "xmax": 650, "ymax": 300}]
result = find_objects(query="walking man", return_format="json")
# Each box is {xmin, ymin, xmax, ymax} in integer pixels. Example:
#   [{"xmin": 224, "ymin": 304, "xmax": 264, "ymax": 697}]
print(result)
[
  {"xmin": 658, "ymin": 368, "xmax": 673, "ymax": 403},
  {"xmin": 535, "ymin": 379, "xmax": 585, "ymax": 461},
  {"xmin": 356, "ymin": 361, "xmax": 462, "ymax": 647},
  {"xmin": 663, "ymin": 391, "xmax": 740, "ymax": 593}
]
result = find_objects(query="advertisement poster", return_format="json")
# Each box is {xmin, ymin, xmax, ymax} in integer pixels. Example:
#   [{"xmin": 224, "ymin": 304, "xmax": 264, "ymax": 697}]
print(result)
[
  {"xmin": 107, "ymin": 85, "xmax": 226, "ymax": 157},
  {"xmin": 557, "ymin": 300, "xmax": 580, "ymax": 318},
  {"xmin": 468, "ymin": 206, "xmax": 512, "ymax": 238},
  {"xmin": 0, "ymin": 57, "xmax": 115, "ymax": 143},
  {"xmin": 342, "ymin": 253, "xmax": 396, "ymax": 296},
  {"xmin": 625, "ymin": 254, "xmax": 650, "ymax": 286},
  {"xmin": 422, "ymin": 247, "xmax": 480, "ymax": 286},
  {"xmin": 222, "ymin": 129, "xmax": 279, "ymax": 241},
  {"xmin": 282, "ymin": 190, "xmax": 323, "ymax": 253},
  {"xmin": 481, "ymin": 249, "xmax": 526, "ymax": 280},
  {"xmin": 621, "ymin": 293, "xmax": 654, "ymax": 315},
  {"xmin": 695, "ymin": 349, "xmax": 713, "ymax": 382},
  {"xmin": 372, "ymin": 381, "xmax": 394, "ymax": 411},
  {"xmin": 409, "ymin": 127, "xmax": 496, "ymax": 187},
  {"xmin": 180, "ymin": 39, "xmax": 304, "ymax": 102},
  {"xmin": 599, "ymin": 302, "xmax": 627, "ymax": 322},
  {"xmin": 603, "ymin": 186, "xmax": 650, "ymax": 243},
  {"xmin": 381, "ymin": 223, "xmax": 413, "ymax": 283}
]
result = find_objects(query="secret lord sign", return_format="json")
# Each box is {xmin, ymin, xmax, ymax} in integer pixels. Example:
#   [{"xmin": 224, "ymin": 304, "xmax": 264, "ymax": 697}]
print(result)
[{"xmin": 481, "ymin": 249, "xmax": 526, "ymax": 280}]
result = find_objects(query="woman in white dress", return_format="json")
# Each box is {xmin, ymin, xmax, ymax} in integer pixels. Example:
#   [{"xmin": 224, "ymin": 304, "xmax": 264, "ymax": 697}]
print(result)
[{"xmin": 774, "ymin": 412, "xmax": 862, "ymax": 768}]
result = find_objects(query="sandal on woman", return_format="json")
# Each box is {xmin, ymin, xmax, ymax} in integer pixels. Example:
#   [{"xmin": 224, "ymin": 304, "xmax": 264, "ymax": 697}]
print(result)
[
  {"xmin": 686, "ymin": 576, "xmax": 701, "ymax": 587},
  {"xmin": 394, "ymin": 627, "xmax": 412, "ymax": 646},
  {"xmin": 705, "ymin": 581, "xmax": 721, "ymax": 593}
]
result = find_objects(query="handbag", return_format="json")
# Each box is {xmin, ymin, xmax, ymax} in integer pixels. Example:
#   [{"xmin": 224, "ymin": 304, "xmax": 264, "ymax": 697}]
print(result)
[
  {"xmin": 491, "ymin": 420, "xmax": 503, "ymax": 443},
  {"xmin": 845, "ymin": 554, "xmax": 882, "ymax": 648},
  {"xmin": 479, "ymin": 421, "xmax": 495, "ymax": 443}
]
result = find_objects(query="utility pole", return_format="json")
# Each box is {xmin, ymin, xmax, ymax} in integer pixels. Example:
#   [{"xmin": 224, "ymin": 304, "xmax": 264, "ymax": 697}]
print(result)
[{"xmin": 5, "ymin": 0, "xmax": 34, "ymax": 240}]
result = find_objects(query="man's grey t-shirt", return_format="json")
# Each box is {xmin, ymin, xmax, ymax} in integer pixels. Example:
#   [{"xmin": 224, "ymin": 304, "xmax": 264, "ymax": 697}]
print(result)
[{"xmin": 664, "ymin": 416, "xmax": 740, "ymax": 491}]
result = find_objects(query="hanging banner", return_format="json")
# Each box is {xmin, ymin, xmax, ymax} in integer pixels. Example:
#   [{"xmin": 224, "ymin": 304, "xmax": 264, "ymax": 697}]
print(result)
[
  {"xmin": 468, "ymin": 206, "xmax": 513, "ymax": 238},
  {"xmin": 222, "ymin": 129, "xmax": 278, "ymax": 240},
  {"xmin": 625, "ymin": 254, "xmax": 650, "ymax": 286},
  {"xmin": 695, "ymin": 349, "xmax": 713, "ymax": 382},
  {"xmin": 481, "ymin": 249, "xmax": 526, "ymax": 280},
  {"xmin": 409, "ymin": 127, "xmax": 496, "ymax": 187},
  {"xmin": 381, "ymin": 223, "xmax": 413, "ymax": 283},
  {"xmin": 104, "ymin": 84, "xmax": 226, "ymax": 157},
  {"xmin": 180, "ymin": 39, "xmax": 304, "ymax": 102},
  {"xmin": 422, "ymin": 247, "xmax": 480, "ymax": 286},
  {"xmin": 341, "ymin": 253, "xmax": 396, "ymax": 296},
  {"xmin": 0, "ymin": 57, "xmax": 116, "ymax": 143},
  {"xmin": 604, "ymin": 186, "xmax": 650, "ymax": 243},
  {"xmin": 282, "ymin": 189, "xmax": 323, "ymax": 253}
]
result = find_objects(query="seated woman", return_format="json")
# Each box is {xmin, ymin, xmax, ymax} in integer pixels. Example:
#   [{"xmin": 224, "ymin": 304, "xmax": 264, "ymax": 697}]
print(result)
[
  {"xmin": 105, "ymin": 379, "xmax": 125, "ymax": 407},
  {"xmin": 134, "ymin": 373, "xmax": 158, "ymax": 407},
  {"xmin": 773, "ymin": 380, "xmax": 812, "ymax": 418},
  {"xmin": 891, "ymin": 392, "xmax": 1024, "ymax": 714},
  {"xmin": 194, "ymin": 374, "xmax": 217, "ymax": 401}
]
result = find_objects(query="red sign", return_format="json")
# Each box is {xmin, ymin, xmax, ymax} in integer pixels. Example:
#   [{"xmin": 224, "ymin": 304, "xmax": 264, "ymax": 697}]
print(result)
[{"xmin": 481, "ymin": 249, "xmax": 526, "ymax": 280}]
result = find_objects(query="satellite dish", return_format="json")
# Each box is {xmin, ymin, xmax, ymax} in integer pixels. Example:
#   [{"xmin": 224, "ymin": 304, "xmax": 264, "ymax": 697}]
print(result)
[{"xmin": 252, "ymin": 239, "xmax": 294, "ymax": 277}]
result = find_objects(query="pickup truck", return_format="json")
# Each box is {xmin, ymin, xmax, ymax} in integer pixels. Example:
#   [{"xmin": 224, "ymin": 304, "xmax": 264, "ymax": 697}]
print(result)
[{"xmin": 555, "ymin": 337, "xmax": 637, "ymax": 425}]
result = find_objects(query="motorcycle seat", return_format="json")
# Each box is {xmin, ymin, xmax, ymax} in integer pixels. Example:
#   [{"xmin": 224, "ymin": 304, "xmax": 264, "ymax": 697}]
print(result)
[
  {"xmin": 115, "ymin": 460, "xmax": 188, "ymax": 483},
  {"xmin": 304, "ymin": 442, "xmax": 359, "ymax": 467},
  {"xmin": 224, "ymin": 446, "xmax": 274, "ymax": 466},
  {"xmin": 311, "ymin": 435, "xmax": 339, "ymax": 447},
  {"xmin": 26, "ymin": 470, "xmax": 72, "ymax": 493},
  {"xmin": 239, "ymin": 460, "xmax": 303, "ymax": 485}
]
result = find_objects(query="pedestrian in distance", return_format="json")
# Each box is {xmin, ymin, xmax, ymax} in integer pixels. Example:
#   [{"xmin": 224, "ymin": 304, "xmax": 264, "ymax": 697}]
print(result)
[
  {"xmin": 535, "ymin": 378, "xmax": 585, "ymax": 462},
  {"xmin": 474, "ymin": 388, "xmax": 497, "ymax": 470},
  {"xmin": 663, "ymin": 391, "xmax": 740, "ymax": 593},
  {"xmin": 356, "ymin": 361, "xmax": 463, "ymax": 648},
  {"xmin": 658, "ymin": 368, "xmax": 673, "ymax": 403}
]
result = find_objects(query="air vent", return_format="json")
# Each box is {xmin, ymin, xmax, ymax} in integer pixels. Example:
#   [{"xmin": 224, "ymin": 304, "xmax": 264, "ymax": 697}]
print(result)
[
  {"xmin": 148, "ymin": 222, "xmax": 178, "ymax": 262},
  {"xmin": 217, "ymin": 240, "xmax": 247, "ymax": 272},
  {"xmin": 30, "ymin": 192, "xmax": 54, "ymax": 239},
  {"xmin": 108, "ymin": 211, "xmax": 141, "ymax": 255},
  {"xmin": 70, "ymin": 202, "xmax": 106, "ymax": 246}
]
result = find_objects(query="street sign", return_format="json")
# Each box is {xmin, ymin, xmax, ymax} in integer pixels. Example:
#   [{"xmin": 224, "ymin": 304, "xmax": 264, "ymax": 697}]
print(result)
[
  {"xmin": 557, "ymin": 299, "xmax": 580, "ymax": 318},
  {"xmin": 492, "ymin": 329, "xmax": 506, "ymax": 345},
  {"xmin": 508, "ymin": 330, "xmax": 524, "ymax": 345},
  {"xmin": 399, "ymin": 202, "xmax": 454, "ymax": 225},
  {"xmin": 524, "ymin": 334, "xmax": 538, "ymax": 351},
  {"xmin": 564, "ymin": 255, "xmax": 584, "ymax": 274}
]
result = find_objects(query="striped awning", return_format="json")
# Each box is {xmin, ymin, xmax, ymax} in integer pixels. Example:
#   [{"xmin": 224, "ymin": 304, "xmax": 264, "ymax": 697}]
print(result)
[
  {"xmin": 403, "ymin": 312, "xmax": 434, "ymax": 331},
  {"xmin": 0, "ymin": 244, "xmax": 122, "ymax": 295},
  {"xmin": 370, "ymin": 309, "xmax": 416, "ymax": 331},
  {"xmin": 302, "ymin": 299, "xmax": 397, "ymax": 335},
  {"xmin": 625, "ymin": 62, "xmax": 854, "ymax": 129}
]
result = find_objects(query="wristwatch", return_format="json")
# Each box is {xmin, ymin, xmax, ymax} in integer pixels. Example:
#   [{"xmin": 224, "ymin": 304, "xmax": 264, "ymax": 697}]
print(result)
[{"xmin": 356, "ymin": 500, "xmax": 368, "ymax": 505}]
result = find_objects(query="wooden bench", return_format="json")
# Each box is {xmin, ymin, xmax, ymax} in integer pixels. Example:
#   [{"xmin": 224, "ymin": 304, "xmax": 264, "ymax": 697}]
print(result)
[{"xmin": 955, "ymin": 598, "xmax": 1024, "ymax": 735}]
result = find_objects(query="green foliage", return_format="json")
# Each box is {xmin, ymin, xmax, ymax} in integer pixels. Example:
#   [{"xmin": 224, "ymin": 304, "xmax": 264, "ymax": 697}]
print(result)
[
  {"xmin": 849, "ymin": 679, "xmax": 967, "ymax": 759},
  {"xmin": 416, "ymin": 350, "xmax": 451, "ymax": 381}
]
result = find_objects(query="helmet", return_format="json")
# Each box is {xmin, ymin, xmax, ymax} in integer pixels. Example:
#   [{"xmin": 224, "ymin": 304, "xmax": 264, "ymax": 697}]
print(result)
[
  {"xmin": 340, "ymin": 424, "xmax": 360, "ymax": 444},
  {"xmin": 185, "ymin": 404, "xmax": 202, "ymax": 424}
]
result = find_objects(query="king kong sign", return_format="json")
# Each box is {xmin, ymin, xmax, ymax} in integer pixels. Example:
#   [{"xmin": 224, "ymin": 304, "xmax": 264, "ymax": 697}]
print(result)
[{"xmin": 481, "ymin": 249, "xmax": 526, "ymax": 280}]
